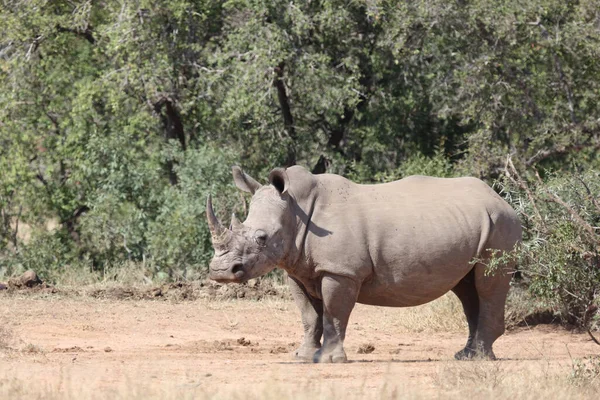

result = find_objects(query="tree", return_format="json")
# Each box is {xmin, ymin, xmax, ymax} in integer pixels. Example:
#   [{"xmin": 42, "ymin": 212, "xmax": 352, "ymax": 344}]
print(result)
[{"xmin": 0, "ymin": 1, "xmax": 598, "ymax": 294}]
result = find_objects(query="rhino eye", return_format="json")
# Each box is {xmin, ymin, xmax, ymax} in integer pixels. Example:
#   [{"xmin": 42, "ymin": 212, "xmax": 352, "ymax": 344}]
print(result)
[{"xmin": 254, "ymin": 230, "xmax": 268, "ymax": 246}]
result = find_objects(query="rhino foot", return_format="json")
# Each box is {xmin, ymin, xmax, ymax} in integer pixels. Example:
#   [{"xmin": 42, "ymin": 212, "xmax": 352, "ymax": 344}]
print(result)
[
  {"xmin": 454, "ymin": 347, "xmax": 476, "ymax": 360},
  {"xmin": 293, "ymin": 344, "xmax": 321, "ymax": 361},
  {"xmin": 454, "ymin": 347, "xmax": 496, "ymax": 361},
  {"xmin": 312, "ymin": 348, "xmax": 347, "ymax": 363}
]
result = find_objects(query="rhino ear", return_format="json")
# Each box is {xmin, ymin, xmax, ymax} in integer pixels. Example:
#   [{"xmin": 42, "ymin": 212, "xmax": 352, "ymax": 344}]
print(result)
[
  {"xmin": 232, "ymin": 166, "xmax": 261, "ymax": 194},
  {"xmin": 268, "ymin": 167, "xmax": 289, "ymax": 195}
]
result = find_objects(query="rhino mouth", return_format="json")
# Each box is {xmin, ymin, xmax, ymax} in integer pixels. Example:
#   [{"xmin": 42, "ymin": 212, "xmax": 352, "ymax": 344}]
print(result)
[{"xmin": 209, "ymin": 263, "xmax": 247, "ymax": 283}]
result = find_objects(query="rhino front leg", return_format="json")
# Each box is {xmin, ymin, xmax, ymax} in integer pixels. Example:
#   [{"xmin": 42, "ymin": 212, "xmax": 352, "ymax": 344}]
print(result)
[
  {"xmin": 313, "ymin": 274, "xmax": 359, "ymax": 363},
  {"xmin": 289, "ymin": 276, "xmax": 323, "ymax": 360}
]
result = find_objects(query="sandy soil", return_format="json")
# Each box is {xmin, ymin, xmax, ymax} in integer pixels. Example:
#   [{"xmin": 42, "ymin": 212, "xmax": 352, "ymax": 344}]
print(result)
[{"xmin": 1, "ymin": 293, "xmax": 599, "ymax": 398}]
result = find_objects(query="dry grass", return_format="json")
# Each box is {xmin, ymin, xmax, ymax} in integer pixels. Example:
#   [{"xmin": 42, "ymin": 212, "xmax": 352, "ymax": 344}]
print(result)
[
  {"xmin": 505, "ymin": 285, "xmax": 561, "ymax": 329},
  {"xmin": 47, "ymin": 262, "xmax": 166, "ymax": 287},
  {"xmin": 570, "ymin": 356, "xmax": 600, "ymax": 387},
  {"xmin": 432, "ymin": 362, "xmax": 599, "ymax": 400},
  {"xmin": 373, "ymin": 292, "xmax": 467, "ymax": 333},
  {"xmin": 0, "ymin": 327, "xmax": 45, "ymax": 356},
  {"xmin": 1, "ymin": 360, "xmax": 598, "ymax": 399},
  {"xmin": 0, "ymin": 326, "xmax": 13, "ymax": 350}
]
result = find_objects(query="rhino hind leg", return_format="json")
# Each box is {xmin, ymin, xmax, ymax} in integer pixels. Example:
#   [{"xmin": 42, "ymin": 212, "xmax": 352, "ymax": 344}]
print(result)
[
  {"xmin": 471, "ymin": 260, "xmax": 514, "ymax": 360},
  {"xmin": 288, "ymin": 276, "xmax": 323, "ymax": 360},
  {"xmin": 452, "ymin": 261, "xmax": 513, "ymax": 360},
  {"xmin": 451, "ymin": 268, "xmax": 480, "ymax": 360}
]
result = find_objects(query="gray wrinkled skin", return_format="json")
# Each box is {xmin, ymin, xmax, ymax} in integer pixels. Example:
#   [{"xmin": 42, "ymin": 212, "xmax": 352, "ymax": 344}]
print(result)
[{"xmin": 207, "ymin": 166, "xmax": 522, "ymax": 363}]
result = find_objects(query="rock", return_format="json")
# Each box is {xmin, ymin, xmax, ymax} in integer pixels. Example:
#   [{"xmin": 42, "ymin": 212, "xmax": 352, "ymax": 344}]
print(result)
[
  {"xmin": 52, "ymin": 346, "xmax": 85, "ymax": 353},
  {"xmin": 20, "ymin": 270, "xmax": 42, "ymax": 287},
  {"xmin": 0, "ymin": 283, "xmax": 7, "ymax": 290},
  {"xmin": 357, "ymin": 343, "xmax": 375, "ymax": 354},
  {"xmin": 22, "ymin": 271, "xmax": 41, "ymax": 287},
  {"xmin": 269, "ymin": 346, "xmax": 288, "ymax": 354},
  {"xmin": 9, "ymin": 270, "xmax": 43, "ymax": 289},
  {"xmin": 104, "ymin": 347, "xmax": 113, "ymax": 352}
]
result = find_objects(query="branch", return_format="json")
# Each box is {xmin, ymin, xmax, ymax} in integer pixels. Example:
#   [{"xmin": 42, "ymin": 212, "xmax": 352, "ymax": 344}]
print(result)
[
  {"xmin": 25, "ymin": 35, "xmax": 44, "ymax": 60},
  {"xmin": 61, "ymin": 205, "xmax": 89, "ymax": 243},
  {"xmin": 505, "ymin": 156, "xmax": 547, "ymax": 230},
  {"xmin": 311, "ymin": 155, "xmax": 329, "ymax": 175},
  {"xmin": 72, "ymin": 205, "xmax": 89, "ymax": 219},
  {"xmin": 543, "ymin": 191, "xmax": 597, "ymax": 237},
  {"xmin": 525, "ymin": 142, "xmax": 600, "ymax": 167},
  {"xmin": 588, "ymin": 329, "xmax": 600, "ymax": 346},
  {"xmin": 45, "ymin": 111, "xmax": 61, "ymax": 135},
  {"xmin": 56, "ymin": 24, "xmax": 95, "ymax": 44},
  {"xmin": 35, "ymin": 173, "xmax": 49, "ymax": 187},
  {"xmin": 153, "ymin": 96, "xmax": 186, "ymax": 185},
  {"xmin": 35, "ymin": 171, "xmax": 53, "ymax": 198},
  {"xmin": 328, "ymin": 107, "xmax": 355, "ymax": 152},
  {"xmin": 577, "ymin": 176, "xmax": 600, "ymax": 215},
  {"xmin": 12, "ymin": 205, "xmax": 22, "ymax": 248},
  {"xmin": 164, "ymin": 100, "xmax": 186, "ymax": 151}
]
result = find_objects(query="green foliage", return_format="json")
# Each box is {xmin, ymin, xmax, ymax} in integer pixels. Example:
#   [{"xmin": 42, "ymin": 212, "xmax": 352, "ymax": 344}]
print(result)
[
  {"xmin": 366, "ymin": 149, "xmax": 457, "ymax": 183},
  {"xmin": 144, "ymin": 145, "xmax": 239, "ymax": 278},
  {"xmin": 0, "ymin": 0, "xmax": 599, "ymax": 313},
  {"xmin": 5, "ymin": 228, "xmax": 78, "ymax": 279}
]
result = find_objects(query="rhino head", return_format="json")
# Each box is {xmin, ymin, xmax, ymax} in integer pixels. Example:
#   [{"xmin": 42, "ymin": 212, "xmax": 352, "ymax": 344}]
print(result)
[{"xmin": 206, "ymin": 166, "xmax": 295, "ymax": 283}]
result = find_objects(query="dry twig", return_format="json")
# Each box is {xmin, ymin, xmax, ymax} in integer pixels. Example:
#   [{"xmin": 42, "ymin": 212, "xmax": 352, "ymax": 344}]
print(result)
[
  {"xmin": 588, "ymin": 329, "xmax": 600, "ymax": 346},
  {"xmin": 505, "ymin": 156, "xmax": 546, "ymax": 231}
]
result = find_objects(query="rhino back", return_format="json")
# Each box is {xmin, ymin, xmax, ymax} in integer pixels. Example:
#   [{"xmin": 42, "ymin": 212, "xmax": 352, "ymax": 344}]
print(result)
[{"xmin": 305, "ymin": 174, "xmax": 520, "ymax": 306}]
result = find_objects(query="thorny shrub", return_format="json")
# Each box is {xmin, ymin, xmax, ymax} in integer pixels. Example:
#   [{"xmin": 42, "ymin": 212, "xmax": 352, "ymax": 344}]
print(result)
[{"xmin": 503, "ymin": 161, "xmax": 599, "ymax": 330}]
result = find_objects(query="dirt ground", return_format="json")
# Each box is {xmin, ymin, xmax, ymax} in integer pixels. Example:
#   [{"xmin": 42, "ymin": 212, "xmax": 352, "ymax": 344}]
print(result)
[{"xmin": 1, "ymin": 290, "xmax": 599, "ymax": 399}]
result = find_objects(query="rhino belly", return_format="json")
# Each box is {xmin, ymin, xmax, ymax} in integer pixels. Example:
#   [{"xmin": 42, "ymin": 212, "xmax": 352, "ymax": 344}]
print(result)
[
  {"xmin": 356, "ymin": 239, "xmax": 477, "ymax": 307},
  {"xmin": 356, "ymin": 264, "xmax": 471, "ymax": 307}
]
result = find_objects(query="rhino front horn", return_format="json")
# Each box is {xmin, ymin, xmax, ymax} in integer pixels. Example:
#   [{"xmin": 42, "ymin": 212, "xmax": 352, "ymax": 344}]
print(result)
[{"xmin": 206, "ymin": 195, "xmax": 225, "ymax": 239}]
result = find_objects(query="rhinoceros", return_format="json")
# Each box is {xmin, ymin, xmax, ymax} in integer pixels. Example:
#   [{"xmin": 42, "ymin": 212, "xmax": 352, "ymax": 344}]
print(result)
[{"xmin": 206, "ymin": 165, "xmax": 521, "ymax": 363}]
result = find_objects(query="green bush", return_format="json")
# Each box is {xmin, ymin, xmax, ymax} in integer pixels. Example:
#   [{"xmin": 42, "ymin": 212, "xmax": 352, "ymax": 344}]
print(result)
[
  {"xmin": 145, "ymin": 145, "xmax": 240, "ymax": 279},
  {"xmin": 4, "ymin": 228, "xmax": 80, "ymax": 281},
  {"xmin": 0, "ymin": 143, "xmax": 239, "ymax": 282},
  {"xmin": 504, "ymin": 167, "xmax": 600, "ymax": 329}
]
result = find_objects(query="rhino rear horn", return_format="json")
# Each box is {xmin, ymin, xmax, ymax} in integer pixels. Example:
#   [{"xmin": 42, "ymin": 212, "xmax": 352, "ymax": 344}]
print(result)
[
  {"xmin": 206, "ymin": 195, "xmax": 226, "ymax": 239},
  {"xmin": 230, "ymin": 213, "xmax": 243, "ymax": 230}
]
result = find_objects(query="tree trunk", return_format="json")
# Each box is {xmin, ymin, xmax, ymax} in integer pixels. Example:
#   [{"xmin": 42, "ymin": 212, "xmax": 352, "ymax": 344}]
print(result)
[
  {"xmin": 154, "ymin": 97, "xmax": 186, "ymax": 185},
  {"xmin": 273, "ymin": 62, "xmax": 296, "ymax": 167}
]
